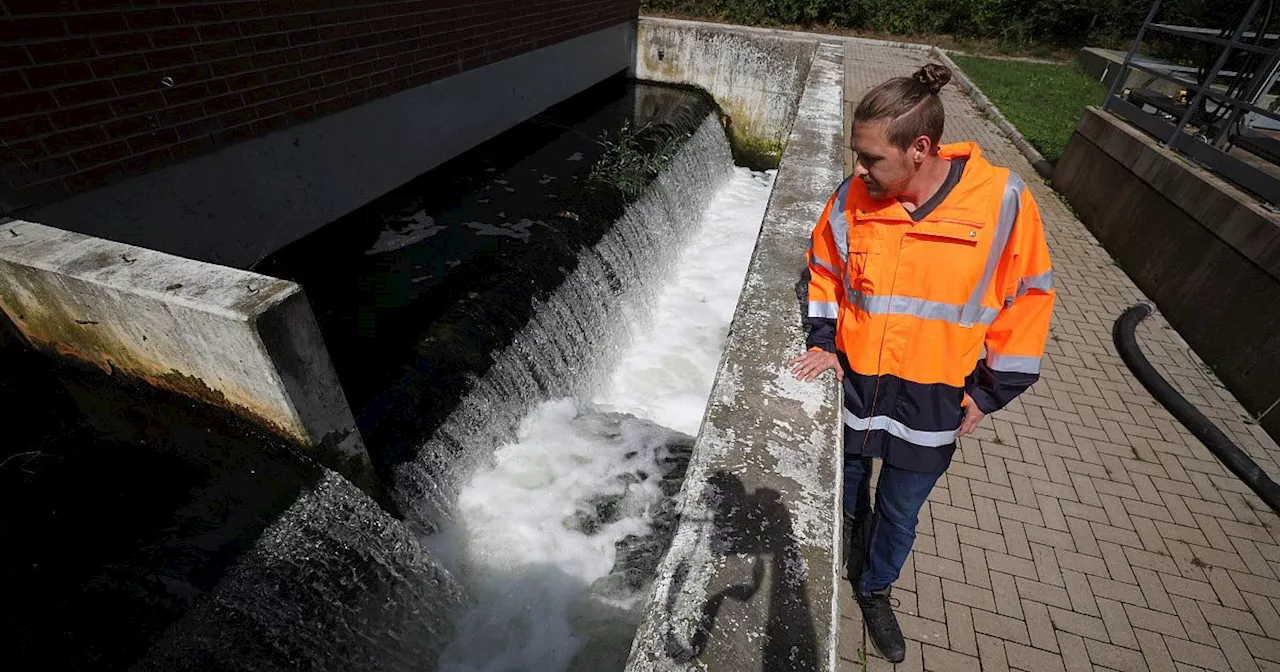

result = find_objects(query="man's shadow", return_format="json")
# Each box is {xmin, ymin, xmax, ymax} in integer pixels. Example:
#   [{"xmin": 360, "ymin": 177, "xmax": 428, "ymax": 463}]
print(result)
[{"xmin": 663, "ymin": 471, "xmax": 819, "ymax": 670}]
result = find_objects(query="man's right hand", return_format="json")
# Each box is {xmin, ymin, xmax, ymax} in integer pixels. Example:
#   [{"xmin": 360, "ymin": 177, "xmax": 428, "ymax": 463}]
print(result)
[{"xmin": 787, "ymin": 349, "xmax": 843, "ymax": 383}]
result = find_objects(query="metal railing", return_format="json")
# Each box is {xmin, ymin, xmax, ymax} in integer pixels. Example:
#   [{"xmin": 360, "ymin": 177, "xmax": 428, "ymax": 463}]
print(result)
[{"xmin": 1101, "ymin": 0, "xmax": 1280, "ymax": 207}]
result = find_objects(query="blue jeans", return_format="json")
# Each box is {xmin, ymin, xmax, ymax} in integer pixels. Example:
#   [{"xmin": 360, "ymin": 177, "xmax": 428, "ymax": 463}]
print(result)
[{"xmin": 844, "ymin": 453, "xmax": 943, "ymax": 594}]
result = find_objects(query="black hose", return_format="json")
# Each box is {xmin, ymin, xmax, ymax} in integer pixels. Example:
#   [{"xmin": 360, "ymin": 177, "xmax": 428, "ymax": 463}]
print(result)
[{"xmin": 1113, "ymin": 303, "xmax": 1280, "ymax": 513}]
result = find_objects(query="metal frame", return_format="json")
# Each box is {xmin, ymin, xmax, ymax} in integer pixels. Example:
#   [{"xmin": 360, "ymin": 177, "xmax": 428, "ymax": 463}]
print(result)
[{"xmin": 1102, "ymin": 0, "xmax": 1280, "ymax": 206}]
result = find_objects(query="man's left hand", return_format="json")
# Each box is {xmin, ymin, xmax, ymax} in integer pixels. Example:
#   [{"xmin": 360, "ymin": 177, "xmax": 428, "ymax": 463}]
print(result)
[{"xmin": 958, "ymin": 393, "xmax": 985, "ymax": 438}]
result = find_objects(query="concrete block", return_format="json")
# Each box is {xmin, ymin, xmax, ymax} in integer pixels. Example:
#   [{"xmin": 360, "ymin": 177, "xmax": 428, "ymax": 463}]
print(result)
[
  {"xmin": 0, "ymin": 220, "xmax": 379, "ymax": 496},
  {"xmin": 1054, "ymin": 112, "xmax": 1280, "ymax": 441},
  {"xmin": 24, "ymin": 22, "xmax": 637, "ymax": 270},
  {"xmin": 626, "ymin": 40, "xmax": 845, "ymax": 672},
  {"xmin": 635, "ymin": 17, "xmax": 816, "ymax": 152}
]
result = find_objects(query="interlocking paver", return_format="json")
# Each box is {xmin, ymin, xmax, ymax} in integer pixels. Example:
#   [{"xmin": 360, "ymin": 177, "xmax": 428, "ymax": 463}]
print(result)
[{"xmin": 837, "ymin": 38, "xmax": 1280, "ymax": 670}]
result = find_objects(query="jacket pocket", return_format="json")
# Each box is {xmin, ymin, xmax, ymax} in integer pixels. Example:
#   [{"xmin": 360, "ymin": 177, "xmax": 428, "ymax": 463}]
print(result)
[{"xmin": 846, "ymin": 235, "xmax": 882, "ymax": 295}]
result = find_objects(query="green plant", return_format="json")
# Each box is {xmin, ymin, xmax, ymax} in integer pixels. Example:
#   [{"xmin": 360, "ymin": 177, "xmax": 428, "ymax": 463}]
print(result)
[{"xmin": 588, "ymin": 121, "xmax": 690, "ymax": 199}]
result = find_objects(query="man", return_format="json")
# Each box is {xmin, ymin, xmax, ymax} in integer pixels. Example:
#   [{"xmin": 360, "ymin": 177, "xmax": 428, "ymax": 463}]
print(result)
[{"xmin": 788, "ymin": 63, "xmax": 1055, "ymax": 663}]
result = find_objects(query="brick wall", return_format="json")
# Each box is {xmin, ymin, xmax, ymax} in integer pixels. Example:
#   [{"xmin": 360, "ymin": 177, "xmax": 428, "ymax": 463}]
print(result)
[{"xmin": 0, "ymin": 0, "xmax": 638, "ymax": 211}]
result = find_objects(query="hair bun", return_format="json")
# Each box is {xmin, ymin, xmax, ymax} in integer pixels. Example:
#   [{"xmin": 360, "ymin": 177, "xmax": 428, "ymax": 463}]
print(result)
[{"xmin": 914, "ymin": 63, "xmax": 952, "ymax": 94}]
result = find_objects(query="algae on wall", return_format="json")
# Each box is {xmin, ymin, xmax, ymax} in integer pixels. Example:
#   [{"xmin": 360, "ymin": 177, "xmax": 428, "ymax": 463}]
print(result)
[{"xmin": 635, "ymin": 19, "xmax": 817, "ymax": 170}]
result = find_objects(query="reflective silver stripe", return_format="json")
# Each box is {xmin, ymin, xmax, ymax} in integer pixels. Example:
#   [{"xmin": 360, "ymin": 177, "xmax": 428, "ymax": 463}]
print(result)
[
  {"xmin": 808, "ymin": 239, "xmax": 841, "ymax": 276},
  {"xmin": 961, "ymin": 172, "xmax": 1025, "ymax": 327},
  {"xmin": 987, "ymin": 353, "xmax": 1041, "ymax": 374},
  {"xmin": 1018, "ymin": 269, "xmax": 1054, "ymax": 294},
  {"xmin": 808, "ymin": 301, "xmax": 839, "ymax": 319},
  {"xmin": 830, "ymin": 178, "xmax": 852, "ymax": 264},
  {"xmin": 844, "ymin": 409, "xmax": 958, "ymax": 447},
  {"xmin": 847, "ymin": 289, "xmax": 1000, "ymax": 326},
  {"xmin": 1004, "ymin": 270, "xmax": 1055, "ymax": 307}
]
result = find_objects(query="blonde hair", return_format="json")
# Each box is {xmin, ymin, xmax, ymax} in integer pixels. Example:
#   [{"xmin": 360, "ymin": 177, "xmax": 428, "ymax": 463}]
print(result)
[{"xmin": 853, "ymin": 63, "xmax": 951, "ymax": 151}]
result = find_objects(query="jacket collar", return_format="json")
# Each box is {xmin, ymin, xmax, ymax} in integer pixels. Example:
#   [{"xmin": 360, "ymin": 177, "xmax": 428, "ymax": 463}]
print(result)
[{"xmin": 851, "ymin": 142, "xmax": 1000, "ymax": 225}]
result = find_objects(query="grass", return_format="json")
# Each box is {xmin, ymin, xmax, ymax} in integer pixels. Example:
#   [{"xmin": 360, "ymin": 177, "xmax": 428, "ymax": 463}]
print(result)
[{"xmin": 949, "ymin": 55, "xmax": 1107, "ymax": 164}]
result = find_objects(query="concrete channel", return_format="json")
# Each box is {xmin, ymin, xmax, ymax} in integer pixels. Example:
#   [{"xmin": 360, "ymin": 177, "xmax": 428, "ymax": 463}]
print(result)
[
  {"xmin": 0, "ymin": 17, "xmax": 849, "ymax": 671},
  {"xmin": 627, "ymin": 20, "xmax": 846, "ymax": 671}
]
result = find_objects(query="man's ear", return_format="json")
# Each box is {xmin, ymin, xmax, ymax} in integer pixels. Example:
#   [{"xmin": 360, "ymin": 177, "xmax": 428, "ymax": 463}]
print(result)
[{"xmin": 912, "ymin": 136, "xmax": 932, "ymax": 163}]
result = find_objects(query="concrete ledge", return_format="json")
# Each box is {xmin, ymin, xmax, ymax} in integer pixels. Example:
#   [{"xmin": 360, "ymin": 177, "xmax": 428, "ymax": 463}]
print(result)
[
  {"xmin": 1054, "ymin": 107, "xmax": 1280, "ymax": 440},
  {"xmin": 1070, "ymin": 107, "xmax": 1280, "ymax": 280},
  {"xmin": 24, "ymin": 22, "xmax": 636, "ymax": 270},
  {"xmin": 626, "ymin": 41, "xmax": 845, "ymax": 672},
  {"xmin": 635, "ymin": 17, "xmax": 817, "ymax": 152},
  {"xmin": 0, "ymin": 220, "xmax": 378, "ymax": 495},
  {"xmin": 636, "ymin": 18, "xmax": 1053, "ymax": 179}
]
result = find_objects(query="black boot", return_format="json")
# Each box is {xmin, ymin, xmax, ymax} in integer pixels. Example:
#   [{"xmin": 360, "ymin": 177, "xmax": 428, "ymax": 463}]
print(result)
[{"xmin": 857, "ymin": 587, "xmax": 905, "ymax": 663}]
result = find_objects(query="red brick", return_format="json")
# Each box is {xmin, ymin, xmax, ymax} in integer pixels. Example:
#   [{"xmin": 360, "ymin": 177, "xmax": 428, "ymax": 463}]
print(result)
[
  {"xmin": 126, "ymin": 127, "xmax": 179, "ymax": 154},
  {"xmin": 103, "ymin": 115, "xmax": 156, "ymax": 140},
  {"xmin": 0, "ymin": 17, "xmax": 68, "ymax": 41},
  {"xmin": 112, "ymin": 72, "xmax": 162, "ymax": 96},
  {"xmin": 0, "ymin": 114, "xmax": 52, "ymax": 139},
  {"xmin": 193, "ymin": 41, "xmax": 239, "ymax": 62},
  {"xmin": 124, "ymin": 9, "xmax": 179, "ymax": 31},
  {"xmin": 49, "ymin": 102, "xmax": 112, "ymax": 130},
  {"xmin": 149, "ymin": 27, "xmax": 201, "ymax": 49},
  {"xmin": 251, "ymin": 33, "xmax": 289, "ymax": 52},
  {"xmin": 198, "ymin": 22, "xmax": 242, "ymax": 42},
  {"xmin": 92, "ymin": 33, "xmax": 151, "ymax": 56},
  {"xmin": 41, "ymin": 126, "xmax": 110, "ymax": 155},
  {"xmin": 239, "ymin": 17, "xmax": 282, "ymax": 35},
  {"xmin": 0, "ymin": 139, "xmax": 43, "ymax": 164},
  {"xmin": 163, "ymin": 82, "xmax": 212, "ymax": 106},
  {"xmin": 261, "ymin": 0, "xmax": 298, "ymax": 12},
  {"xmin": 242, "ymin": 83, "xmax": 278, "ymax": 105},
  {"xmin": 90, "ymin": 55, "xmax": 150, "ymax": 79},
  {"xmin": 203, "ymin": 93, "xmax": 245, "ymax": 116},
  {"xmin": 225, "ymin": 70, "xmax": 267, "ymax": 92},
  {"xmin": 157, "ymin": 102, "xmax": 208, "ymax": 130},
  {"xmin": 110, "ymin": 91, "xmax": 166, "ymax": 115},
  {"xmin": 288, "ymin": 28, "xmax": 320, "ymax": 45},
  {"xmin": 52, "ymin": 80, "xmax": 117, "ymax": 108},
  {"xmin": 27, "ymin": 39, "xmax": 96, "ymax": 64},
  {"xmin": 0, "ymin": 46, "xmax": 31, "ymax": 70},
  {"xmin": 0, "ymin": 69, "xmax": 28, "ymax": 93},
  {"xmin": 175, "ymin": 5, "xmax": 224, "ymax": 24},
  {"xmin": 146, "ymin": 47, "xmax": 196, "ymax": 70},
  {"xmin": 0, "ymin": 90, "xmax": 57, "ymax": 118},
  {"xmin": 4, "ymin": 0, "xmax": 77, "ymax": 13},
  {"xmin": 219, "ymin": 2, "xmax": 263, "ymax": 20},
  {"xmin": 65, "ymin": 12, "xmax": 128, "ymax": 35}
]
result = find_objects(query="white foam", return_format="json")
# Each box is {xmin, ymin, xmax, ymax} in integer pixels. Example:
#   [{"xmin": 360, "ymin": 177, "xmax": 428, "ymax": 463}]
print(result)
[{"xmin": 438, "ymin": 167, "xmax": 775, "ymax": 671}]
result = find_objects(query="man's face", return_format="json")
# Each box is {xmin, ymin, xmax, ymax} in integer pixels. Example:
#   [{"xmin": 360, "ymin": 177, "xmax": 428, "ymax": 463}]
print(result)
[{"xmin": 852, "ymin": 120, "xmax": 915, "ymax": 200}]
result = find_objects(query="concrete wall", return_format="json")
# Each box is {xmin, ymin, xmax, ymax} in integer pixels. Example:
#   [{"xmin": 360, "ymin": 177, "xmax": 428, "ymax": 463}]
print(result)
[
  {"xmin": 0, "ymin": 0, "xmax": 637, "ymax": 210},
  {"xmin": 15, "ymin": 22, "xmax": 637, "ymax": 269},
  {"xmin": 1054, "ymin": 107, "xmax": 1280, "ymax": 440},
  {"xmin": 0, "ymin": 219, "xmax": 379, "ymax": 495},
  {"xmin": 626, "ymin": 40, "xmax": 845, "ymax": 672},
  {"xmin": 634, "ymin": 17, "xmax": 816, "ymax": 156}
]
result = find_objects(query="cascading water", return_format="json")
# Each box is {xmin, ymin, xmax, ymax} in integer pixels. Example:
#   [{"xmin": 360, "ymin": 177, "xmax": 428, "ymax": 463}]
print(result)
[
  {"xmin": 396, "ymin": 113, "xmax": 736, "ymax": 529},
  {"xmin": 0, "ymin": 76, "xmax": 777, "ymax": 671},
  {"xmin": 436, "ymin": 166, "xmax": 775, "ymax": 671}
]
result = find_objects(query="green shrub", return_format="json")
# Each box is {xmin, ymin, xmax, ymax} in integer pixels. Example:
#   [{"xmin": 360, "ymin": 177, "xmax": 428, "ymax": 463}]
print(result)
[{"xmin": 642, "ymin": 0, "xmax": 1260, "ymax": 51}]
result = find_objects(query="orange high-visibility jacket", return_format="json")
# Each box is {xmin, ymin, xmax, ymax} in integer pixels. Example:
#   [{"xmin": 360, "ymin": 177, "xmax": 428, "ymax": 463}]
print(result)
[{"xmin": 806, "ymin": 142, "xmax": 1054, "ymax": 472}]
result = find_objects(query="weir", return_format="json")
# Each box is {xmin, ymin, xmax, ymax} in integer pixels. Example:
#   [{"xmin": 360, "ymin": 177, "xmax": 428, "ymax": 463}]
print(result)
[{"xmin": 1, "ymin": 18, "xmax": 847, "ymax": 672}]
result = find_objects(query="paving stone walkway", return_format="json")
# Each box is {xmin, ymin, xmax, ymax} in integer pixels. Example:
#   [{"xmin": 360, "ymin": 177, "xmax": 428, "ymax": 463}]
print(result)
[{"xmin": 838, "ymin": 40, "xmax": 1280, "ymax": 672}]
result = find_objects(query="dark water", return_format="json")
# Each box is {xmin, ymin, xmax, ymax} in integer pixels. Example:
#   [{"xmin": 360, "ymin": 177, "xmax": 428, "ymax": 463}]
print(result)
[
  {"xmin": 255, "ymin": 75, "xmax": 720, "ymax": 525},
  {"xmin": 0, "ymin": 76, "xmax": 723, "ymax": 671},
  {"xmin": 0, "ymin": 320, "xmax": 318, "ymax": 669}
]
